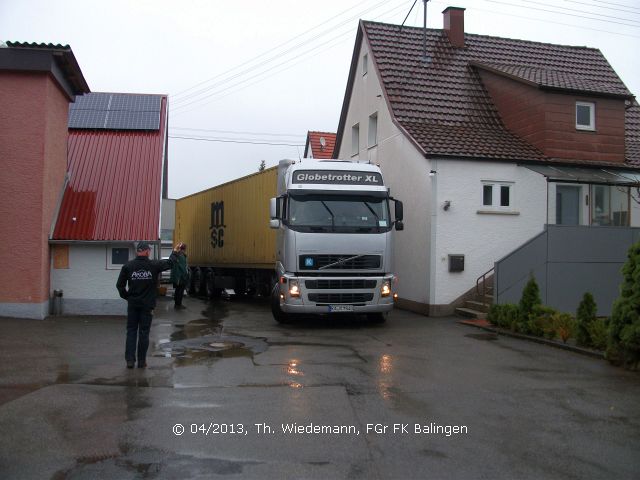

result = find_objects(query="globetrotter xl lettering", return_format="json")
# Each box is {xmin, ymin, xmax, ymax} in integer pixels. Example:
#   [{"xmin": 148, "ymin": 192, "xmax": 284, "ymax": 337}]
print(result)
[{"xmin": 292, "ymin": 170, "xmax": 383, "ymax": 186}]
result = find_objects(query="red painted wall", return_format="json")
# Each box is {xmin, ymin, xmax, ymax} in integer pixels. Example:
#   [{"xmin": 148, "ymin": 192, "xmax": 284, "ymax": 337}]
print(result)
[
  {"xmin": 478, "ymin": 70, "xmax": 626, "ymax": 164},
  {"xmin": 0, "ymin": 71, "xmax": 70, "ymax": 305}
]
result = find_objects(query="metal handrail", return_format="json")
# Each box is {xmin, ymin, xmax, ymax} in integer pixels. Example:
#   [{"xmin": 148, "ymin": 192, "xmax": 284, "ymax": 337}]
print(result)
[{"xmin": 476, "ymin": 267, "xmax": 495, "ymax": 298}]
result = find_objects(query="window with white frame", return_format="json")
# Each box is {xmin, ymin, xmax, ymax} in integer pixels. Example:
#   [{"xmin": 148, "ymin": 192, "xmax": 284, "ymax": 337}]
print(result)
[
  {"xmin": 351, "ymin": 123, "xmax": 359, "ymax": 156},
  {"xmin": 107, "ymin": 245, "xmax": 132, "ymax": 270},
  {"xmin": 368, "ymin": 112, "xmax": 378, "ymax": 147},
  {"xmin": 482, "ymin": 182, "xmax": 513, "ymax": 209},
  {"xmin": 576, "ymin": 102, "xmax": 595, "ymax": 131},
  {"xmin": 362, "ymin": 53, "xmax": 368, "ymax": 76}
]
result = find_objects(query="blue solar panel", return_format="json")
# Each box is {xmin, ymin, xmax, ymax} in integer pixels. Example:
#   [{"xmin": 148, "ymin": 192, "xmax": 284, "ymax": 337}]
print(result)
[{"xmin": 69, "ymin": 93, "xmax": 161, "ymax": 130}]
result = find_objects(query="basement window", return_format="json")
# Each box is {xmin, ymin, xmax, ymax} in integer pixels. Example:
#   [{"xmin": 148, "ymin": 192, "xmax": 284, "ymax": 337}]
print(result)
[{"xmin": 576, "ymin": 102, "xmax": 595, "ymax": 131}]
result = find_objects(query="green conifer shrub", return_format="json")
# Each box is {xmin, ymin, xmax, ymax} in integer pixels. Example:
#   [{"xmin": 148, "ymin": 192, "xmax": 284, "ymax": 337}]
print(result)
[
  {"xmin": 517, "ymin": 275, "xmax": 542, "ymax": 334},
  {"xmin": 607, "ymin": 242, "xmax": 640, "ymax": 369},
  {"xmin": 576, "ymin": 293, "xmax": 597, "ymax": 347}
]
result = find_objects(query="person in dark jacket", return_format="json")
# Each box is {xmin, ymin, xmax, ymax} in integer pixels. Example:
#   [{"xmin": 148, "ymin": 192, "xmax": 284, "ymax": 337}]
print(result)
[
  {"xmin": 117, "ymin": 242, "xmax": 179, "ymax": 369},
  {"xmin": 170, "ymin": 242, "xmax": 189, "ymax": 309}
]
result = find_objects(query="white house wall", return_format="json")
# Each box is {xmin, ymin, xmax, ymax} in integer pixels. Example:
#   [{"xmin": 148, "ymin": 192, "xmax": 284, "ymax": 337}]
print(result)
[
  {"xmin": 432, "ymin": 160, "xmax": 547, "ymax": 306},
  {"xmin": 336, "ymin": 37, "xmax": 432, "ymax": 308},
  {"xmin": 50, "ymin": 245, "xmax": 127, "ymax": 315}
]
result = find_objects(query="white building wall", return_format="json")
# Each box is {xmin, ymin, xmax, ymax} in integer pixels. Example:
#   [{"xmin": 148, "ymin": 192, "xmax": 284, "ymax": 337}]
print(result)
[
  {"xmin": 336, "ymin": 38, "xmax": 432, "ymax": 307},
  {"xmin": 432, "ymin": 160, "xmax": 547, "ymax": 306},
  {"xmin": 50, "ymin": 244, "xmax": 129, "ymax": 315}
]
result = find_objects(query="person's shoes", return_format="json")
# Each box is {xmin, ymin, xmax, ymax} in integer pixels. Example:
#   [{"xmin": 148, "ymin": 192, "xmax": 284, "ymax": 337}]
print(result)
[
  {"xmin": 137, "ymin": 362, "xmax": 147, "ymax": 369},
  {"xmin": 126, "ymin": 361, "xmax": 135, "ymax": 369},
  {"xmin": 174, "ymin": 304, "xmax": 186, "ymax": 309}
]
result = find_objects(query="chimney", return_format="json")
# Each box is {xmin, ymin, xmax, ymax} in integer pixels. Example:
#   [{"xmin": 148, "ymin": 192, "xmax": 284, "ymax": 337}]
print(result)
[{"xmin": 443, "ymin": 6, "xmax": 465, "ymax": 48}]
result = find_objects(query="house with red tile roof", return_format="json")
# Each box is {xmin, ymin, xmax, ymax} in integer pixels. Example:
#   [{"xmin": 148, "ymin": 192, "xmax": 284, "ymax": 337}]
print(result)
[
  {"xmin": 49, "ymin": 92, "xmax": 169, "ymax": 315},
  {"xmin": 304, "ymin": 131, "xmax": 336, "ymax": 159},
  {"xmin": 0, "ymin": 42, "xmax": 90, "ymax": 319},
  {"xmin": 334, "ymin": 7, "xmax": 640, "ymax": 316}
]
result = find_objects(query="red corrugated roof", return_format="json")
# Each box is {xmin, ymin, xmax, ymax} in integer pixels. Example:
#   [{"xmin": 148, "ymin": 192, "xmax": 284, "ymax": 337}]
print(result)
[
  {"xmin": 305, "ymin": 131, "xmax": 336, "ymax": 159},
  {"xmin": 52, "ymin": 95, "xmax": 167, "ymax": 241}
]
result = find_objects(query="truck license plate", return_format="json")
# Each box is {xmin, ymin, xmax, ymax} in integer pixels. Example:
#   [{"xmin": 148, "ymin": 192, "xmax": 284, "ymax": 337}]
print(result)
[{"xmin": 329, "ymin": 305, "xmax": 354, "ymax": 313}]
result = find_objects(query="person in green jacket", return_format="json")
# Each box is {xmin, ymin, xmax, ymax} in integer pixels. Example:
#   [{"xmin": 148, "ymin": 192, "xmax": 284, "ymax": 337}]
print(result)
[{"xmin": 170, "ymin": 242, "xmax": 189, "ymax": 309}]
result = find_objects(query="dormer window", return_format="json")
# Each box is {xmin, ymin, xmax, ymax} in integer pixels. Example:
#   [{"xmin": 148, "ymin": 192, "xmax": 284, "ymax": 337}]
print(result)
[{"xmin": 576, "ymin": 102, "xmax": 595, "ymax": 131}]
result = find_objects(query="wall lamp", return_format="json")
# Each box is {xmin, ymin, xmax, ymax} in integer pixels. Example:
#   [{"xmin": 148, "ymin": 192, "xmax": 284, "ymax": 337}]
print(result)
[
  {"xmin": 429, "ymin": 170, "xmax": 437, "ymax": 177},
  {"xmin": 443, "ymin": 200, "xmax": 451, "ymax": 211}
]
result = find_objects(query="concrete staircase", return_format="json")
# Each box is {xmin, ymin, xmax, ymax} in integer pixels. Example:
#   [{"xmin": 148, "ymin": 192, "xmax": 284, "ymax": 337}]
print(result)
[{"xmin": 455, "ymin": 275, "xmax": 494, "ymax": 319}]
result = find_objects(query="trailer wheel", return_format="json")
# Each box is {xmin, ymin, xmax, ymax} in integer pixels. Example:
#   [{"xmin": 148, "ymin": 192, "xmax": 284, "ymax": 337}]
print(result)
[
  {"xmin": 188, "ymin": 268, "xmax": 200, "ymax": 296},
  {"xmin": 367, "ymin": 312, "xmax": 387, "ymax": 324},
  {"xmin": 271, "ymin": 283, "xmax": 293, "ymax": 324}
]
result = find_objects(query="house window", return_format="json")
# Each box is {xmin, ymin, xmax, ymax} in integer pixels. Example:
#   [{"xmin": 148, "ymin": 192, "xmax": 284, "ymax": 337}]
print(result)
[
  {"xmin": 591, "ymin": 185, "xmax": 629, "ymax": 226},
  {"xmin": 482, "ymin": 182, "xmax": 513, "ymax": 209},
  {"xmin": 368, "ymin": 112, "xmax": 378, "ymax": 147},
  {"xmin": 107, "ymin": 245, "xmax": 131, "ymax": 269},
  {"xmin": 362, "ymin": 53, "xmax": 368, "ymax": 76},
  {"xmin": 576, "ymin": 102, "xmax": 595, "ymax": 131},
  {"xmin": 351, "ymin": 123, "xmax": 359, "ymax": 156}
]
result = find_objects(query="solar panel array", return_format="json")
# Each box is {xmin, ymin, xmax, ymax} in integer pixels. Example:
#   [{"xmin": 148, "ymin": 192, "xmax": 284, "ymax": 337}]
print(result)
[{"xmin": 69, "ymin": 93, "xmax": 162, "ymax": 130}]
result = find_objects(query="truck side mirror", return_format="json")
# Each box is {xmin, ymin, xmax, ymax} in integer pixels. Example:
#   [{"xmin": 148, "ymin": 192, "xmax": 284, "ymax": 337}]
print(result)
[
  {"xmin": 269, "ymin": 197, "xmax": 281, "ymax": 229},
  {"xmin": 394, "ymin": 200, "xmax": 404, "ymax": 231},
  {"xmin": 394, "ymin": 200, "xmax": 403, "ymax": 221}
]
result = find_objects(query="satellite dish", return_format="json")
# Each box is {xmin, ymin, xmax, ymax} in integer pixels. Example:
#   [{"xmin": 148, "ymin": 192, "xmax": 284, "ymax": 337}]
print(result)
[{"xmin": 319, "ymin": 137, "xmax": 326, "ymax": 149}]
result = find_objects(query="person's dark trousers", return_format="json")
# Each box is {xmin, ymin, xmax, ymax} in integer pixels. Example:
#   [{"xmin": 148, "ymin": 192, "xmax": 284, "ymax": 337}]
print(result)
[
  {"xmin": 125, "ymin": 305, "xmax": 153, "ymax": 365},
  {"xmin": 174, "ymin": 283, "xmax": 185, "ymax": 307}
]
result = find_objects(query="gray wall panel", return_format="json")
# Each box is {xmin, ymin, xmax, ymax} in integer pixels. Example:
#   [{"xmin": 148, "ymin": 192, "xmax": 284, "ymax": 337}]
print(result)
[{"xmin": 496, "ymin": 226, "xmax": 640, "ymax": 316}]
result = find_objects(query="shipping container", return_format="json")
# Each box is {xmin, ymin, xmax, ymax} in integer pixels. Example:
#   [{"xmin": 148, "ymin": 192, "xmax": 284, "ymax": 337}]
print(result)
[{"xmin": 175, "ymin": 167, "xmax": 277, "ymax": 296}]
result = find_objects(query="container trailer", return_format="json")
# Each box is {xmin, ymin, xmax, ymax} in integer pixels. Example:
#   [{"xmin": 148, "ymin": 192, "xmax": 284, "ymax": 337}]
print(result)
[{"xmin": 175, "ymin": 159, "xmax": 404, "ymax": 323}]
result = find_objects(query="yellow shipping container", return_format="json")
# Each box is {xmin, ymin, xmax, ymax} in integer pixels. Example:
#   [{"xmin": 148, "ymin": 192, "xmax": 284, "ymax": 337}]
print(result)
[{"xmin": 175, "ymin": 167, "xmax": 277, "ymax": 269}]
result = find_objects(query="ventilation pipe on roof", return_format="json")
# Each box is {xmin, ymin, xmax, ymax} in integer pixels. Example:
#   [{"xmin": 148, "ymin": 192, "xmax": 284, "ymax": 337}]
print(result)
[
  {"xmin": 423, "ymin": 0, "xmax": 431, "ymax": 64},
  {"xmin": 443, "ymin": 6, "xmax": 465, "ymax": 48}
]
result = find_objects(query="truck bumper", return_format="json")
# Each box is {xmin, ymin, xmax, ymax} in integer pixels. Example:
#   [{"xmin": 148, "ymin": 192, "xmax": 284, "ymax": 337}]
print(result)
[{"xmin": 278, "ymin": 274, "xmax": 396, "ymax": 315}]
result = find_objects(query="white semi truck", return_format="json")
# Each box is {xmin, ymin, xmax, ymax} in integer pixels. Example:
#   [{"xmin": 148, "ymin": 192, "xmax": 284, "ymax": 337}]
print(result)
[{"xmin": 269, "ymin": 159, "xmax": 404, "ymax": 323}]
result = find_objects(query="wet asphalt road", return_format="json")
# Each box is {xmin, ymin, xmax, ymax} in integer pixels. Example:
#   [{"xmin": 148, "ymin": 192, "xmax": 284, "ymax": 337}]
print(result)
[{"xmin": 0, "ymin": 295, "xmax": 639, "ymax": 480}]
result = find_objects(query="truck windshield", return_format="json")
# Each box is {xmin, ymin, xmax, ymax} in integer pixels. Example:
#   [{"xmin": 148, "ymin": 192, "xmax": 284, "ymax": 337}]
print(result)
[{"xmin": 288, "ymin": 194, "xmax": 390, "ymax": 232}]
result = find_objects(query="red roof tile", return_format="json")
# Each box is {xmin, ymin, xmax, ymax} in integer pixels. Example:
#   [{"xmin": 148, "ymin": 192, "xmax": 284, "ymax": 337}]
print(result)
[
  {"xmin": 336, "ymin": 21, "xmax": 639, "ymax": 165},
  {"xmin": 52, "ymin": 95, "xmax": 167, "ymax": 241},
  {"xmin": 305, "ymin": 131, "xmax": 336, "ymax": 159}
]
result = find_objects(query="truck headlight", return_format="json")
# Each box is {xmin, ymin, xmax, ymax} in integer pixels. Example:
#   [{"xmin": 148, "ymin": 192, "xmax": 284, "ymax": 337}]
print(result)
[
  {"xmin": 289, "ymin": 279, "xmax": 300, "ymax": 297},
  {"xmin": 381, "ymin": 279, "xmax": 391, "ymax": 297}
]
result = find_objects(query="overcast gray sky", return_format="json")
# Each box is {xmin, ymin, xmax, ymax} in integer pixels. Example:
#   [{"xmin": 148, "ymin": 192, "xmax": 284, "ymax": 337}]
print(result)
[{"xmin": 2, "ymin": 0, "xmax": 639, "ymax": 198}]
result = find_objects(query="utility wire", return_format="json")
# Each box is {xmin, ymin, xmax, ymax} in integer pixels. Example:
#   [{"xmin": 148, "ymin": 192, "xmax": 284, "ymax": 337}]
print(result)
[
  {"xmin": 171, "ymin": 0, "xmax": 373, "ymax": 99},
  {"xmin": 484, "ymin": 0, "xmax": 640, "ymax": 27},
  {"xmin": 171, "ymin": 1, "xmax": 409, "ymax": 115},
  {"xmin": 563, "ymin": 0, "xmax": 640, "ymax": 13},
  {"xmin": 170, "ymin": 126, "xmax": 304, "ymax": 138},
  {"xmin": 515, "ymin": 0, "xmax": 640, "ymax": 23},
  {"xmin": 171, "ymin": 0, "xmax": 390, "ymax": 105},
  {"xmin": 169, "ymin": 135, "xmax": 304, "ymax": 147}
]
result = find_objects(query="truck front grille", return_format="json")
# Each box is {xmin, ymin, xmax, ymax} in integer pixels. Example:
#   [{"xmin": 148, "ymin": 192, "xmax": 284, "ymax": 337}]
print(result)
[
  {"xmin": 299, "ymin": 254, "xmax": 381, "ymax": 270},
  {"xmin": 308, "ymin": 293, "xmax": 374, "ymax": 304},
  {"xmin": 305, "ymin": 279, "xmax": 377, "ymax": 289}
]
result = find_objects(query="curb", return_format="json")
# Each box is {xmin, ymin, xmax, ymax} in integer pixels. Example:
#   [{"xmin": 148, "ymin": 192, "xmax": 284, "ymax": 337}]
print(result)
[{"xmin": 459, "ymin": 320, "xmax": 605, "ymax": 360}]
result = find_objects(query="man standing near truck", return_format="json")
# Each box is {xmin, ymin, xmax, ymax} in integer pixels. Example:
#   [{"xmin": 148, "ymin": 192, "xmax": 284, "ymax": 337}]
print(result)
[
  {"xmin": 116, "ymin": 242, "xmax": 179, "ymax": 369},
  {"xmin": 170, "ymin": 242, "xmax": 189, "ymax": 309}
]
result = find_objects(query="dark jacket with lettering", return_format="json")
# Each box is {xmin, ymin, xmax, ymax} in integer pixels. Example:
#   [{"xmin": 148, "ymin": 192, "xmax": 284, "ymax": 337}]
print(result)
[{"xmin": 116, "ymin": 252, "xmax": 177, "ymax": 309}]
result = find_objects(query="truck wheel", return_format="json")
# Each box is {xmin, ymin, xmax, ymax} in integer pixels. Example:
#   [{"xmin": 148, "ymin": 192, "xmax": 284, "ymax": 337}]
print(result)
[
  {"xmin": 271, "ymin": 284, "xmax": 293, "ymax": 324},
  {"xmin": 367, "ymin": 313, "xmax": 387, "ymax": 324}
]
